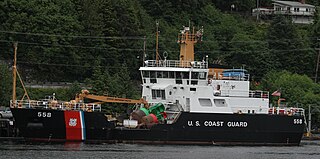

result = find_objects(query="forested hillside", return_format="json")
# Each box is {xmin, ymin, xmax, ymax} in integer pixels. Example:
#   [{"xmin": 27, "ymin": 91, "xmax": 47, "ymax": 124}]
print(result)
[{"xmin": 1, "ymin": 0, "xmax": 320, "ymax": 115}]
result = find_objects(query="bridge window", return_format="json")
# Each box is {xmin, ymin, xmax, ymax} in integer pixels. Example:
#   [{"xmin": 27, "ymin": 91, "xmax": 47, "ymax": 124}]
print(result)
[
  {"xmin": 143, "ymin": 71, "xmax": 150, "ymax": 78},
  {"xmin": 182, "ymin": 72, "xmax": 189, "ymax": 79},
  {"xmin": 150, "ymin": 71, "xmax": 156, "ymax": 78},
  {"xmin": 157, "ymin": 71, "xmax": 163, "ymax": 78},
  {"xmin": 163, "ymin": 71, "xmax": 169, "ymax": 78},
  {"xmin": 199, "ymin": 72, "xmax": 206, "ymax": 79},
  {"xmin": 191, "ymin": 72, "xmax": 198, "ymax": 79},
  {"xmin": 176, "ymin": 71, "xmax": 182, "ymax": 79},
  {"xmin": 191, "ymin": 72, "xmax": 206, "ymax": 80},
  {"xmin": 169, "ymin": 71, "xmax": 175, "ymax": 78}
]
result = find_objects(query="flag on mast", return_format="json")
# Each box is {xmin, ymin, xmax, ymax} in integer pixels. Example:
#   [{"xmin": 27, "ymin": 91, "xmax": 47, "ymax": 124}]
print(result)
[{"xmin": 271, "ymin": 90, "xmax": 281, "ymax": 96}]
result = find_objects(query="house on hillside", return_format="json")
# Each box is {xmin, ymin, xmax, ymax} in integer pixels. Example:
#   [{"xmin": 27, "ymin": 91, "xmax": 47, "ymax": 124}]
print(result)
[{"xmin": 252, "ymin": 0, "xmax": 316, "ymax": 24}]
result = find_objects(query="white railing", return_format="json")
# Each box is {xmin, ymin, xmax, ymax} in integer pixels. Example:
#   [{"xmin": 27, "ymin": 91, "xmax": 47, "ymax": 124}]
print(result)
[
  {"xmin": 209, "ymin": 71, "xmax": 250, "ymax": 81},
  {"xmin": 144, "ymin": 60, "xmax": 207, "ymax": 69},
  {"xmin": 231, "ymin": 106, "xmax": 304, "ymax": 116},
  {"xmin": 268, "ymin": 107, "xmax": 305, "ymax": 116},
  {"xmin": 249, "ymin": 90, "xmax": 269, "ymax": 99},
  {"xmin": 221, "ymin": 74, "xmax": 250, "ymax": 81},
  {"xmin": 214, "ymin": 90, "xmax": 269, "ymax": 99},
  {"xmin": 10, "ymin": 100, "xmax": 101, "ymax": 112}
]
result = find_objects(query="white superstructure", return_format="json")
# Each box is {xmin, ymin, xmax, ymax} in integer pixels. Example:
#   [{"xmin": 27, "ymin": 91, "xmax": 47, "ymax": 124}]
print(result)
[{"xmin": 140, "ymin": 60, "xmax": 269, "ymax": 114}]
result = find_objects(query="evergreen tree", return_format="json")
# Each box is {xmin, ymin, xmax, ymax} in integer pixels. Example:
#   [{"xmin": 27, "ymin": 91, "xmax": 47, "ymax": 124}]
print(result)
[{"xmin": 267, "ymin": 15, "xmax": 313, "ymax": 75}]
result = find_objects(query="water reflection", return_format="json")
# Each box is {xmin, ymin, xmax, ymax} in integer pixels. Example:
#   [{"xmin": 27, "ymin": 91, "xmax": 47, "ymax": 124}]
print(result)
[{"xmin": 0, "ymin": 140, "xmax": 319, "ymax": 159}]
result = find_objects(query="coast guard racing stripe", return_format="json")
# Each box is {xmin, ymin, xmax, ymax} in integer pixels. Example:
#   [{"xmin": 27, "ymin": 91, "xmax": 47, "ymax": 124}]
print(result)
[{"xmin": 64, "ymin": 111, "xmax": 86, "ymax": 141}]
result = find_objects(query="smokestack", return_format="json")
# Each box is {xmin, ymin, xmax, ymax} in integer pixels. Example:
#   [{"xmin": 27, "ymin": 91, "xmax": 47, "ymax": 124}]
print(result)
[{"xmin": 300, "ymin": 0, "xmax": 305, "ymax": 4}]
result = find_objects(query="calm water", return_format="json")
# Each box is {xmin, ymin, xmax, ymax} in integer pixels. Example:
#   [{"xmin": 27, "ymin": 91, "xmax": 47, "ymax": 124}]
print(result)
[{"xmin": 0, "ymin": 140, "xmax": 319, "ymax": 159}]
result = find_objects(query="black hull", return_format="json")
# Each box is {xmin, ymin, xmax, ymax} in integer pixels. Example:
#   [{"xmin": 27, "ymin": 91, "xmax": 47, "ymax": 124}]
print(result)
[{"xmin": 11, "ymin": 108, "xmax": 305, "ymax": 145}]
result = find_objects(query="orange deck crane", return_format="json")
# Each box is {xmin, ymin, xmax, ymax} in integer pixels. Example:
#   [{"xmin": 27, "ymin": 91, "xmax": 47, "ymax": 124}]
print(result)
[{"xmin": 74, "ymin": 90, "xmax": 149, "ymax": 109}]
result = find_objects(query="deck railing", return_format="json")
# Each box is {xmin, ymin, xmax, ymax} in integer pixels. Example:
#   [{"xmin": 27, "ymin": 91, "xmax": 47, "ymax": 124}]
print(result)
[
  {"xmin": 214, "ymin": 90, "xmax": 269, "ymax": 99},
  {"xmin": 10, "ymin": 100, "xmax": 101, "ymax": 112},
  {"xmin": 144, "ymin": 60, "xmax": 207, "ymax": 69}
]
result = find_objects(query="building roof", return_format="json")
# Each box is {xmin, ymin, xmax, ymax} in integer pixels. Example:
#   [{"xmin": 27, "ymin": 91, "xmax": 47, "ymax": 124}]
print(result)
[{"xmin": 273, "ymin": 0, "xmax": 315, "ymax": 8}]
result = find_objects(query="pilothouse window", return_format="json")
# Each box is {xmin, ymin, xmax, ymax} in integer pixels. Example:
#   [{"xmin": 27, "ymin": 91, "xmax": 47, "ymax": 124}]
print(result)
[
  {"xmin": 169, "ymin": 71, "xmax": 175, "ymax": 78},
  {"xmin": 191, "ymin": 72, "xmax": 199, "ymax": 79},
  {"xmin": 182, "ymin": 72, "xmax": 189, "ymax": 79},
  {"xmin": 157, "ymin": 71, "xmax": 163, "ymax": 78},
  {"xmin": 143, "ymin": 71, "xmax": 150, "ymax": 78},
  {"xmin": 163, "ymin": 71, "xmax": 169, "ymax": 78},
  {"xmin": 199, "ymin": 72, "xmax": 206, "ymax": 79},
  {"xmin": 150, "ymin": 71, "xmax": 156, "ymax": 78},
  {"xmin": 176, "ymin": 71, "xmax": 182, "ymax": 79}
]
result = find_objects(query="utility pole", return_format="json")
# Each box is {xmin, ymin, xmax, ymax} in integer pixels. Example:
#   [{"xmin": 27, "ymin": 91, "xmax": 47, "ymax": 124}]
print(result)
[
  {"xmin": 12, "ymin": 42, "xmax": 18, "ymax": 108},
  {"xmin": 315, "ymin": 38, "xmax": 320, "ymax": 83},
  {"xmin": 307, "ymin": 105, "xmax": 312, "ymax": 137}
]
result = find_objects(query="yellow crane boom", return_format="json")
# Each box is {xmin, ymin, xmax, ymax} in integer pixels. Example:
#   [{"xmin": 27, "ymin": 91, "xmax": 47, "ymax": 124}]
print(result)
[{"xmin": 75, "ymin": 90, "xmax": 149, "ymax": 108}]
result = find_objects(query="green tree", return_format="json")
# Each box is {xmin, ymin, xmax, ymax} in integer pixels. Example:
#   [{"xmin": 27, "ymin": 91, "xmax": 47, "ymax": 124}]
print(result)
[
  {"xmin": 267, "ymin": 15, "xmax": 314, "ymax": 76},
  {"xmin": 227, "ymin": 32, "xmax": 270, "ymax": 80},
  {"xmin": 260, "ymin": 70, "xmax": 320, "ymax": 127},
  {"xmin": 261, "ymin": 70, "xmax": 320, "ymax": 107}
]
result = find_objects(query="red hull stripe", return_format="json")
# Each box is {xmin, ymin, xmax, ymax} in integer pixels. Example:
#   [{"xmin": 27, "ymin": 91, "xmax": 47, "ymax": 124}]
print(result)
[{"xmin": 64, "ymin": 111, "xmax": 86, "ymax": 141}]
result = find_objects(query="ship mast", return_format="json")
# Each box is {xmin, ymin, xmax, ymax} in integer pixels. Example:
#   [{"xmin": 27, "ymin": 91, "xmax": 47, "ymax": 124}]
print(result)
[
  {"xmin": 11, "ymin": 42, "xmax": 30, "ymax": 108},
  {"xmin": 177, "ymin": 26, "xmax": 203, "ymax": 65},
  {"xmin": 12, "ymin": 42, "xmax": 17, "ymax": 108}
]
